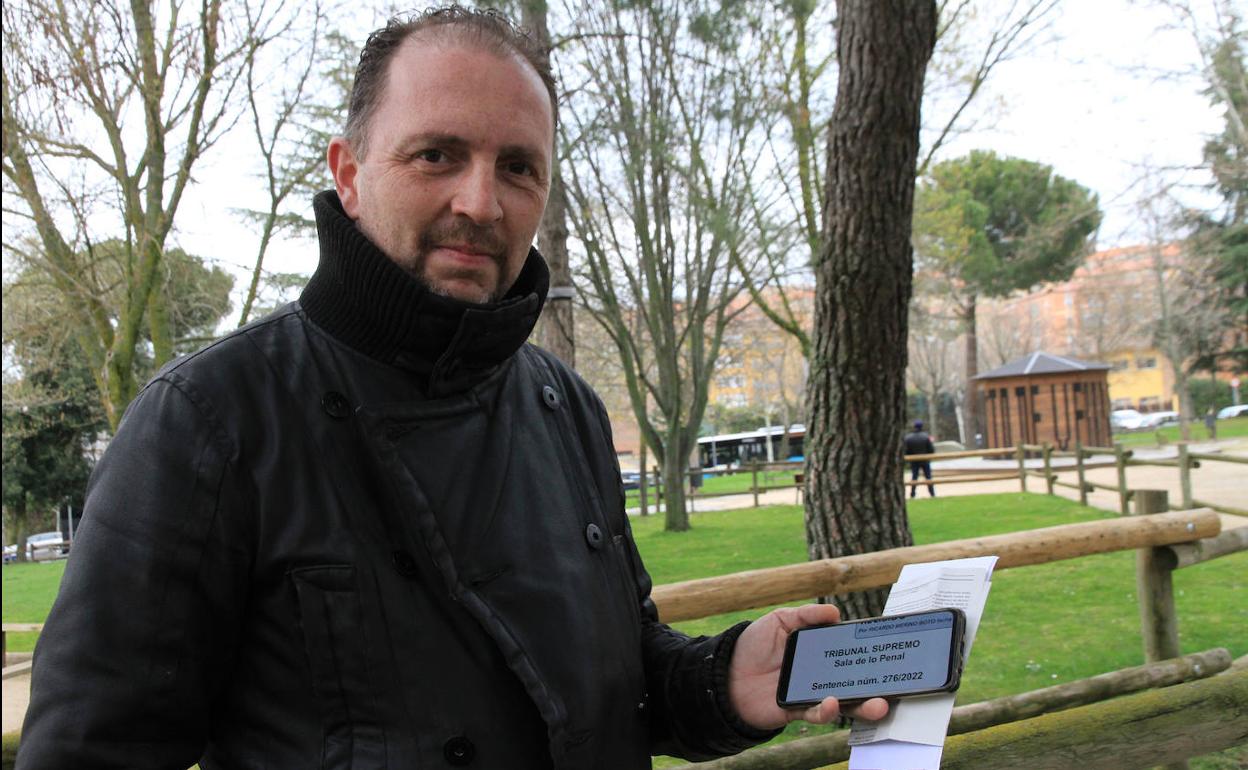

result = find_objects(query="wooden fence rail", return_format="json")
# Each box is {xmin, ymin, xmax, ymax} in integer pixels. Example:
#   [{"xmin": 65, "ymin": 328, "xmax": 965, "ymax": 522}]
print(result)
[
  {"xmin": 651, "ymin": 510, "xmax": 1220, "ymax": 622},
  {"xmin": 1013, "ymin": 439, "xmax": 1245, "ymax": 517},
  {"xmin": 822, "ymin": 669, "xmax": 1248, "ymax": 770},
  {"xmin": 693, "ymin": 648, "xmax": 1233, "ymax": 770},
  {"xmin": 655, "ymin": 492, "xmax": 1243, "ymax": 769}
]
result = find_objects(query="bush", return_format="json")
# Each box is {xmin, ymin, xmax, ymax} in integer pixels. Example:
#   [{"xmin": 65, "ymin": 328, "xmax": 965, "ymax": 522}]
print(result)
[{"xmin": 1189, "ymin": 377, "xmax": 1234, "ymax": 416}]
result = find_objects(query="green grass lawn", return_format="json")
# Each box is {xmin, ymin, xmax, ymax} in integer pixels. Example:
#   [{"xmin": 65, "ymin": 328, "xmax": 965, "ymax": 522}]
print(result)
[
  {"xmin": 1115, "ymin": 414, "xmax": 1248, "ymax": 447},
  {"xmin": 5, "ymin": 492, "xmax": 1244, "ymax": 768},
  {"xmin": 630, "ymin": 493, "xmax": 1246, "ymax": 768},
  {"xmin": 1, "ymin": 560, "xmax": 67, "ymax": 651},
  {"xmin": 625, "ymin": 467, "xmax": 799, "ymax": 509}
]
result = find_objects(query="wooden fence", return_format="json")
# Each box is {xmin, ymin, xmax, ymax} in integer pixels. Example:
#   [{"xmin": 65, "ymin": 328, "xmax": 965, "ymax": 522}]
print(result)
[
  {"xmin": 650, "ymin": 441, "xmax": 1245, "ymax": 521},
  {"xmin": 649, "ymin": 503, "xmax": 1247, "ymax": 770},
  {"xmin": 1018, "ymin": 440, "xmax": 1248, "ymax": 519}
]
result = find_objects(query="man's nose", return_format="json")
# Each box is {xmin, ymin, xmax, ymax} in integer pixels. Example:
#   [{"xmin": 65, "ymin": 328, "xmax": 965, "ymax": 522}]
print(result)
[{"xmin": 451, "ymin": 162, "xmax": 504, "ymax": 223}]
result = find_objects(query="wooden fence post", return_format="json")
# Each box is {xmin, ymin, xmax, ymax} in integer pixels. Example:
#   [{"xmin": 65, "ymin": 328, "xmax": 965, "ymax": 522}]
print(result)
[
  {"xmin": 752, "ymin": 462, "xmax": 760, "ymax": 508},
  {"xmin": 639, "ymin": 467, "xmax": 649, "ymax": 518},
  {"xmin": 1131, "ymin": 488, "xmax": 1187, "ymax": 770},
  {"xmin": 1115, "ymin": 444, "xmax": 1130, "ymax": 516},
  {"xmin": 1042, "ymin": 443, "xmax": 1055, "ymax": 495},
  {"xmin": 1017, "ymin": 444, "xmax": 1027, "ymax": 493},
  {"xmin": 1178, "ymin": 444, "xmax": 1193, "ymax": 510},
  {"xmin": 1075, "ymin": 440, "xmax": 1088, "ymax": 506}
]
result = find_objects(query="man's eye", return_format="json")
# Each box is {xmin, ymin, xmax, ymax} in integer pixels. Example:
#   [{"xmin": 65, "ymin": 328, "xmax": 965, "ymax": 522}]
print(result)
[
  {"xmin": 505, "ymin": 161, "xmax": 535, "ymax": 177},
  {"xmin": 415, "ymin": 149, "xmax": 447, "ymax": 163}
]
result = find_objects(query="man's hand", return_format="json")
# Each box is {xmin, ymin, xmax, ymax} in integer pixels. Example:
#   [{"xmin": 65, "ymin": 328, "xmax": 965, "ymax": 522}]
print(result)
[{"xmin": 728, "ymin": 604, "xmax": 890, "ymax": 730}]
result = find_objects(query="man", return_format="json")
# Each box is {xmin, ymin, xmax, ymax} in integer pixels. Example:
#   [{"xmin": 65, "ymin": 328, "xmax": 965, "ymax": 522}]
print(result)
[
  {"xmin": 904, "ymin": 420, "xmax": 937, "ymax": 498},
  {"xmin": 19, "ymin": 8, "xmax": 885, "ymax": 768}
]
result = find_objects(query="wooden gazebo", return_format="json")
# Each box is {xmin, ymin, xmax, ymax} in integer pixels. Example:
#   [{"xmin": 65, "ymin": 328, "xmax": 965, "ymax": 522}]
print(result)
[{"xmin": 976, "ymin": 352, "xmax": 1113, "ymax": 451}]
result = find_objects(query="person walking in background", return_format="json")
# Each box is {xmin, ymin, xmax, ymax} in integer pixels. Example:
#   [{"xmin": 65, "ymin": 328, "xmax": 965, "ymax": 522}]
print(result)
[
  {"xmin": 1205, "ymin": 407, "xmax": 1217, "ymax": 440},
  {"xmin": 904, "ymin": 420, "xmax": 936, "ymax": 498}
]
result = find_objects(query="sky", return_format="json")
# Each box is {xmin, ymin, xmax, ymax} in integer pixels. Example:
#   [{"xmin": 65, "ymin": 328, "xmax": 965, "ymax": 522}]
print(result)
[
  {"xmin": 933, "ymin": 1, "xmax": 1223, "ymax": 245},
  {"xmin": 170, "ymin": 0, "xmax": 1227, "ymax": 320}
]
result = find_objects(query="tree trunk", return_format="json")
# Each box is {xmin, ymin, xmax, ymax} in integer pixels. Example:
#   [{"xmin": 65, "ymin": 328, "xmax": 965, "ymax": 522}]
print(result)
[
  {"xmin": 804, "ymin": 0, "xmax": 935, "ymax": 618},
  {"xmin": 14, "ymin": 493, "xmax": 29, "ymax": 564},
  {"xmin": 925, "ymin": 388, "xmax": 940, "ymax": 441},
  {"xmin": 1175, "ymin": 369, "xmax": 1193, "ymax": 442},
  {"xmin": 663, "ymin": 429, "xmax": 689, "ymax": 532},
  {"xmin": 536, "ymin": 172, "xmax": 575, "ymax": 368},
  {"xmin": 639, "ymin": 436, "xmax": 649, "ymax": 517},
  {"xmin": 522, "ymin": 0, "xmax": 575, "ymax": 369},
  {"xmin": 962, "ymin": 294, "xmax": 980, "ymax": 447}
]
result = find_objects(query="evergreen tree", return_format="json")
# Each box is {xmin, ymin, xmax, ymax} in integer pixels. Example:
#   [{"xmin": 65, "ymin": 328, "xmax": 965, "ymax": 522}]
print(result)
[{"xmin": 913, "ymin": 150, "xmax": 1101, "ymax": 443}]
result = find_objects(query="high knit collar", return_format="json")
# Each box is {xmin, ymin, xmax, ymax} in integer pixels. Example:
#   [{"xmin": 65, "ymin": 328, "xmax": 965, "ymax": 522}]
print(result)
[{"xmin": 299, "ymin": 190, "xmax": 549, "ymax": 394}]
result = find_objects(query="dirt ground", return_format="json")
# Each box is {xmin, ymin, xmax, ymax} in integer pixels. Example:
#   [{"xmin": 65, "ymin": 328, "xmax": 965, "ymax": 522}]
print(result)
[{"xmin": 915, "ymin": 441, "xmax": 1247, "ymax": 514}]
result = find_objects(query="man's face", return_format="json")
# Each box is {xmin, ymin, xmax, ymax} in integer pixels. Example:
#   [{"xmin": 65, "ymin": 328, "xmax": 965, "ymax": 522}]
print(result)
[{"xmin": 330, "ymin": 38, "xmax": 553, "ymax": 304}]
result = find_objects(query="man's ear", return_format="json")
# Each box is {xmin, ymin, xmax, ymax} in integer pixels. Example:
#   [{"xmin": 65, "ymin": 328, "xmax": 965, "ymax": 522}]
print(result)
[{"xmin": 327, "ymin": 137, "xmax": 362, "ymax": 218}]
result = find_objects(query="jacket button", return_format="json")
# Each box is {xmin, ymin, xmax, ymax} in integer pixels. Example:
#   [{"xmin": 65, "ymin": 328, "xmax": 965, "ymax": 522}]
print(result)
[
  {"xmin": 443, "ymin": 735, "xmax": 475, "ymax": 766},
  {"xmin": 542, "ymin": 385, "xmax": 561, "ymax": 409},
  {"xmin": 584, "ymin": 523, "xmax": 605, "ymax": 550},
  {"xmin": 392, "ymin": 550, "xmax": 419, "ymax": 578},
  {"xmin": 321, "ymin": 391, "xmax": 351, "ymax": 419}
]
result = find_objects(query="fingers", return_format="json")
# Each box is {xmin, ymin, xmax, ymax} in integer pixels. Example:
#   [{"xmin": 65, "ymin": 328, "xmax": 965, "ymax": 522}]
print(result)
[
  {"xmin": 844, "ymin": 697, "xmax": 890, "ymax": 722},
  {"xmin": 778, "ymin": 603, "xmax": 841, "ymax": 631},
  {"xmin": 797, "ymin": 696, "xmax": 842, "ymax": 724},
  {"xmin": 791, "ymin": 696, "xmax": 890, "ymax": 726}
]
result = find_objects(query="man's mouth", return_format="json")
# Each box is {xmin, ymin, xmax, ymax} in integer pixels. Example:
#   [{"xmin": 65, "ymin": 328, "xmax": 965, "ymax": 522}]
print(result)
[{"xmin": 437, "ymin": 243, "xmax": 496, "ymax": 258}]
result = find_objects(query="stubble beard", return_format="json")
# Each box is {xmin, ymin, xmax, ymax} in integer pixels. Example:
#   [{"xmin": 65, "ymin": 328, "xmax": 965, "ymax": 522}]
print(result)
[{"xmin": 364, "ymin": 216, "xmax": 514, "ymax": 304}]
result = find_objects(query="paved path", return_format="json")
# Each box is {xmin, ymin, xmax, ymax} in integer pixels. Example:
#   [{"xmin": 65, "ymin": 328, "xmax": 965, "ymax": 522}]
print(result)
[
  {"xmin": 629, "ymin": 439, "xmax": 1247, "ymax": 517},
  {"xmin": 3, "ymin": 654, "xmax": 31, "ymax": 734},
  {"xmin": 918, "ymin": 440, "xmax": 1247, "ymax": 514}
]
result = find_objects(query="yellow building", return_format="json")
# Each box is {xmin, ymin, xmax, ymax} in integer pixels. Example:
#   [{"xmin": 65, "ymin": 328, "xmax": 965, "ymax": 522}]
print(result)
[
  {"xmin": 1103, "ymin": 349, "xmax": 1176, "ymax": 412},
  {"xmin": 978, "ymin": 244, "xmax": 1207, "ymax": 415},
  {"xmin": 707, "ymin": 288, "xmax": 811, "ymax": 423}
]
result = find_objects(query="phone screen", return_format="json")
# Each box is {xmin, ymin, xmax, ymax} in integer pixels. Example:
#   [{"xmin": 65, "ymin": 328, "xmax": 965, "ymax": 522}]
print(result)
[{"xmin": 779, "ymin": 608, "xmax": 964, "ymax": 706}]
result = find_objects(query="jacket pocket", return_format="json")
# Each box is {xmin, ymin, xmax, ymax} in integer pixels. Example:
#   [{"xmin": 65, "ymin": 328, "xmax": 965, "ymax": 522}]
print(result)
[{"xmin": 290, "ymin": 565, "xmax": 388, "ymax": 769}]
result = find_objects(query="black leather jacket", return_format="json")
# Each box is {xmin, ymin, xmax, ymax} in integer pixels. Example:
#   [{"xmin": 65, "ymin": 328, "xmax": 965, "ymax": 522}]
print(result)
[
  {"xmin": 18, "ymin": 192, "xmax": 776, "ymax": 769},
  {"xmin": 903, "ymin": 431, "xmax": 935, "ymax": 457}
]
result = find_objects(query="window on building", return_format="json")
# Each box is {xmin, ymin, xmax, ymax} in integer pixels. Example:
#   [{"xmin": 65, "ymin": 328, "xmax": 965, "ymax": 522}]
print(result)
[
  {"xmin": 1139, "ymin": 396, "xmax": 1162, "ymax": 411},
  {"xmin": 1137, "ymin": 357, "xmax": 1157, "ymax": 369},
  {"xmin": 1110, "ymin": 360, "xmax": 1129, "ymax": 372}
]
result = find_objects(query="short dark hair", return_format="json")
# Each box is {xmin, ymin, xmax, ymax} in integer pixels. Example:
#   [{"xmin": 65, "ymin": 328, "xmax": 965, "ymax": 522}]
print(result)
[{"xmin": 345, "ymin": 5, "xmax": 557, "ymax": 158}]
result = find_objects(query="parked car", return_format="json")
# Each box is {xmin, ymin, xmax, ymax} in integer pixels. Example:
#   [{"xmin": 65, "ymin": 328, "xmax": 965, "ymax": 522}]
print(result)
[
  {"xmin": 1216, "ymin": 404, "xmax": 1248, "ymax": 419},
  {"xmin": 3, "ymin": 544, "xmax": 15, "ymax": 564},
  {"xmin": 25, "ymin": 531, "xmax": 68, "ymax": 561},
  {"xmin": 1111, "ymin": 409, "xmax": 1146, "ymax": 431},
  {"xmin": 620, "ymin": 470, "xmax": 642, "ymax": 491},
  {"xmin": 1139, "ymin": 410, "xmax": 1179, "ymax": 429}
]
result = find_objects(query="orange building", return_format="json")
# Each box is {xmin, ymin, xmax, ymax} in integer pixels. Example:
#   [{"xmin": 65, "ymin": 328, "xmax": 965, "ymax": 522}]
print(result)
[{"xmin": 977, "ymin": 243, "xmax": 1235, "ymax": 414}]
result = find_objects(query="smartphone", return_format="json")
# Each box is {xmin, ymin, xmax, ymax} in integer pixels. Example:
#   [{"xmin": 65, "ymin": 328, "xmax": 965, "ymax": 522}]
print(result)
[{"xmin": 776, "ymin": 607, "xmax": 967, "ymax": 708}]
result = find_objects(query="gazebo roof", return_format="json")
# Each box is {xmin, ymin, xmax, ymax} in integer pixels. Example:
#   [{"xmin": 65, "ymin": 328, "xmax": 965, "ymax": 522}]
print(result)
[{"xmin": 975, "ymin": 351, "xmax": 1111, "ymax": 380}]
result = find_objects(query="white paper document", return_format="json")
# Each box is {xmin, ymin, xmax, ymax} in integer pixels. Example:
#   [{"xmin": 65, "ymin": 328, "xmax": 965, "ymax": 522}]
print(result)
[{"xmin": 846, "ymin": 555, "xmax": 997, "ymax": 770}]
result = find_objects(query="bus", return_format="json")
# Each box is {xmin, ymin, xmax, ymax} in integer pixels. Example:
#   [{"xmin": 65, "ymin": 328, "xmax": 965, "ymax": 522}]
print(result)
[{"xmin": 697, "ymin": 424, "xmax": 805, "ymax": 469}]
